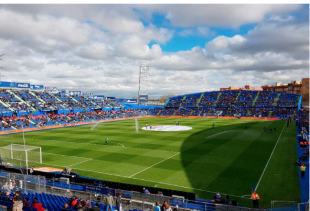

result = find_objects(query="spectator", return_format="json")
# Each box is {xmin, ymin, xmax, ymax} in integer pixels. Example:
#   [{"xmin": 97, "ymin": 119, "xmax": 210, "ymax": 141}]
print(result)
[
  {"xmin": 71, "ymin": 196, "xmax": 78, "ymax": 207},
  {"xmin": 2, "ymin": 182, "xmax": 10, "ymax": 192},
  {"xmin": 116, "ymin": 194, "xmax": 122, "ymax": 211},
  {"xmin": 74, "ymin": 201, "xmax": 83, "ymax": 210},
  {"xmin": 143, "ymin": 187, "xmax": 150, "ymax": 194},
  {"xmin": 29, "ymin": 166, "xmax": 34, "ymax": 175},
  {"xmin": 163, "ymin": 203, "xmax": 172, "ymax": 211},
  {"xmin": 24, "ymin": 197, "xmax": 30, "ymax": 207},
  {"xmin": 90, "ymin": 203, "xmax": 100, "ymax": 211},
  {"xmin": 104, "ymin": 192, "xmax": 114, "ymax": 211},
  {"xmin": 32, "ymin": 198, "xmax": 46, "ymax": 211},
  {"xmin": 12, "ymin": 191, "xmax": 23, "ymax": 211},
  {"xmin": 213, "ymin": 191, "xmax": 221, "ymax": 203},
  {"xmin": 85, "ymin": 198, "xmax": 91, "ymax": 210},
  {"xmin": 173, "ymin": 204, "xmax": 179, "ymax": 211},
  {"xmin": 154, "ymin": 201, "xmax": 161, "ymax": 211},
  {"xmin": 77, "ymin": 201, "xmax": 85, "ymax": 211},
  {"xmin": 62, "ymin": 203, "xmax": 69, "ymax": 210}
]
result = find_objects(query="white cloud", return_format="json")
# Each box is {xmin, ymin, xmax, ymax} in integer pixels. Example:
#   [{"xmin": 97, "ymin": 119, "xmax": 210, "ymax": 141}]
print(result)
[
  {"xmin": 197, "ymin": 27, "xmax": 212, "ymax": 37},
  {"xmin": 268, "ymin": 15, "xmax": 294, "ymax": 22},
  {"xmin": 0, "ymin": 5, "xmax": 307, "ymax": 98},
  {"xmin": 206, "ymin": 35, "xmax": 246, "ymax": 51},
  {"xmin": 179, "ymin": 29, "xmax": 193, "ymax": 37},
  {"xmin": 139, "ymin": 4, "xmax": 301, "ymax": 27}
]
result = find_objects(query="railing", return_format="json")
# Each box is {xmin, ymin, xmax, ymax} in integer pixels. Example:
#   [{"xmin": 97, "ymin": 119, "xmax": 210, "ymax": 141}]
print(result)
[
  {"xmin": 297, "ymin": 202, "xmax": 308, "ymax": 211},
  {"xmin": 0, "ymin": 170, "xmax": 46, "ymax": 194},
  {"xmin": 271, "ymin": 200, "xmax": 298, "ymax": 211},
  {"xmin": 45, "ymin": 181, "xmax": 267, "ymax": 211}
]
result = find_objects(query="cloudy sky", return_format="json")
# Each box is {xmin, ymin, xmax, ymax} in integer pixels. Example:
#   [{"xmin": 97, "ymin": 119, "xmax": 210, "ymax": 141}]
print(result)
[{"xmin": 0, "ymin": 4, "xmax": 308, "ymax": 98}]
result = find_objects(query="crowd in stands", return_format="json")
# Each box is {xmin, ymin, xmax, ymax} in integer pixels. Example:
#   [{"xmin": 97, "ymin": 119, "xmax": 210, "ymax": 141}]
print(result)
[
  {"xmin": 0, "ymin": 109, "xmax": 147, "ymax": 131},
  {"xmin": 296, "ymin": 109, "xmax": 309, "ymax": 165},
  {"xmin": 0, "ymin": 89, "xmax": 112, "ymax": 112},
  {"xmin": 166, "ymin": 90, "xmax": 300, "ymax": 109}
]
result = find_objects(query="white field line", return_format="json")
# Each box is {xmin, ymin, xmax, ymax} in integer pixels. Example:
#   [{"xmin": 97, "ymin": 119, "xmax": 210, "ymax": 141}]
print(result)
[
  {"xmin": 205, "ymin": 130, "xmax": 234, "ymax": 139},
  {"xmin": 42, "ymin": 152, "xmax": 93, "ymax": 167},
  {"xmin": 128, "ymin": 152, "xmax": 180, "ymax": 178},
  {"xmin": 90, "ymin": 122, "xmax": 101, "ymax": 130},
  {"xmin": 68, "ymin": 158, "xmax": 93, "ymax": 167},
  {"xmin": 43, "ymin": 152, "xmax": 90, "ymax": 160},
  {"xmin": 116, "ymin": 143, "xmax": 125, "ymax": 147},
  {"xmin": 27, "ymin": 138, "xmax": 175, "ymax": 153},
  {"xmin": 255, "ymin": 120, "xmax": 287, "ymax": 191}
]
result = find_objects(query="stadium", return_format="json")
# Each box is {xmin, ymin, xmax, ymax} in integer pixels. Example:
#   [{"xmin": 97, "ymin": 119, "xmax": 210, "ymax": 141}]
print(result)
[{"xmin": 0, "ymin": 3, "xmax": 308, "ymax": 211}]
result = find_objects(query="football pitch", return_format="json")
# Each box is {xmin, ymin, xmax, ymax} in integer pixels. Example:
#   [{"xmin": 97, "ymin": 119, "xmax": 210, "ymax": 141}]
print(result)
[{"xmin": 0, "ymin": 117, "xmax": 300, "ymax": 208}]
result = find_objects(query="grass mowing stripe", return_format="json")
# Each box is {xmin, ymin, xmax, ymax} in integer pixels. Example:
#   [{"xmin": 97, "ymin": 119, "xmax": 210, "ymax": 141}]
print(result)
[
  {"xmin": 34, "ymin": 160, "xmax": 250, "ymax": 200},
  {"xmin": 129, "ymin": 152, "xmax": 180, "ymax": 178},
  {"xmin": 205, "ymin": 130, "xmax": 235, "ymax": 139},
  {"xmin": 26, "ymin": 138, "xmax": 176, "ymax": 153},
  {"xmin": 255, "ymin": 120, "xmax": 286, "ymax": 191},
  {"xmin": 0, "ymin": 118, "xmax": 298, "ymax": 208}
]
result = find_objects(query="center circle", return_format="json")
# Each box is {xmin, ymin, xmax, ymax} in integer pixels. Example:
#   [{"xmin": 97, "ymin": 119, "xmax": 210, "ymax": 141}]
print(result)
[{"xmin": 141, "ymin": 125, "xmax": 193, "ymax": 132}]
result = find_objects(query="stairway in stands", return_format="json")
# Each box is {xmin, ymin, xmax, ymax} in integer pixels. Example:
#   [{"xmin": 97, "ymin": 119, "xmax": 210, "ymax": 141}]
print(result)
[
  {"xmin": 29, "ymin": 91, "xmax": 56, "ymax": 110},
  {"xmin": 236, "ymin": 91, "xmax": 241, "ymax": 101},
  {"xmin": 213, "ymin": 92, "xmax": 222, "ymax": 106},
  {"xmin": 7, "ymin": 90, "xmax": 36, "ymax": 111},
  {"xmin": 164, "ymin": 98, "xmax": 170, "ymax": 107},
  {"xmin": 273, "ymin": 93, "xmax": 281, "ymax": 106},
  {"xmin": 196, "ymin": 93, "xmax": 204, "ymax": 106},
  {"xmin": 48, "ymin": 93, "xmax": 71, "ymax": 109},
  {"xmin": 0, "ymin": 99, "xmax": 14, "ymax": 112},
  {"xmin": 1, "ymin": 120, "xmax": 17, "ymax": 130},
  {"xmin": 180, "ymin": 96, "xmax": 187, "ymax": 106},
  {"xmin": 85, "ymin": 96, "xmax": 101, "ymax": 108},
  {"xmin": 252, "ymin": 92, "xmax": 260, "ymax": 107}
]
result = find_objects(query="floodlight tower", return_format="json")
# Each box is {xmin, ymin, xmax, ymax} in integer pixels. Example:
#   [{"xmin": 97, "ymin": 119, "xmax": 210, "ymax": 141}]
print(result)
[{"xmin": 138, "ymin": 61, "xmax": 149, "ymax": 105}]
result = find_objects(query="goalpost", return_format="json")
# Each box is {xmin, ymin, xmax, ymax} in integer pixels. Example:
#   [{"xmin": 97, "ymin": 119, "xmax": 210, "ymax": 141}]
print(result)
[{"xmin": 0, "ymin": 144, "xmax": 42, "ymax": 173}]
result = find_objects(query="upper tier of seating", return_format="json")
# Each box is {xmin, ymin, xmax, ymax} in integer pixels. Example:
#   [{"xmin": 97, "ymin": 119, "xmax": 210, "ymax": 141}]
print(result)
[
  {"xmin": 0, "ymin": 89, "xmax": 112, "ymax": 113},
  {"xmin": 165, "ymin": 90, "xmax": 300, "ymax": 109}
]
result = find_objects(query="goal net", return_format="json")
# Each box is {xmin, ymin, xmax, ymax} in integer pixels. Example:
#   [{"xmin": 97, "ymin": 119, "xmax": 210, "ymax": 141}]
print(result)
[{"xmin": 0, "ymin": 144, "xmax": 42, "ymax": 169}]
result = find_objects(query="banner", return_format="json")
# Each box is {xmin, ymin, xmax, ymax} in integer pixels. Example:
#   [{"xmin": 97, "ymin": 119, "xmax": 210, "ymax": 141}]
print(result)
[
  {"xmin": 126, "ymin": 99, "xmax": 138, "ymax": 103},
  {"xmin": 85, "ymin": 186, "xmax": 115, "ymax": 195},
  {"xmin": 69, "ymin": 91, "xmax": 82, "ymax": 96},
  {"xmin": 94, "ymin": 95, "xmax": 105, "ymax": 99},
  {"xmin": 107, "ymin": 97, "xmax": 115, "ymax": 100},
  {"xmin": 45, "ymin": 87, "xmax": 59, "ymax": 93},
  {"xmin": 83, "ymin": 93, "xmax": 93, "ymax": 98},
  {"xmin": 0, "ymin": 81, "xmax": 16, "ymax": 88},
  {"xmin": 30, "ymin": 85, "xmax": 44, "ymax": 90},
  {"xmin": 139, "ymin": 95, "xmax": 148, "ymax": 103},
  {"xmin": 16, "ymin": 83, "xmax": 30, "ymax": 89},
  {"xmin": 116, "ymin": 98, "xmax": 126, "ymax": 103},
  {"xmin": 60, "ymin": 89, "xmax": 69, "ymax": 96}
]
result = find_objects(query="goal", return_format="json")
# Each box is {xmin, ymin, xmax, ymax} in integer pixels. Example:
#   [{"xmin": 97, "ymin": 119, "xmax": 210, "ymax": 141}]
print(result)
[{"xmin": 0, "ymin": 144, "xmax": 42, "ymax": 170}]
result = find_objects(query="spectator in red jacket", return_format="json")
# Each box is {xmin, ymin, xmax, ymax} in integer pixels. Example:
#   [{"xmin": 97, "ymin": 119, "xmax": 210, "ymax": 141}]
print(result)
[
  {"xmin": 24, "ymin": 197, "xmax": 30, "ymax": 207},
  {"xmin": 71, "ymin": 197, "xmax": 78, "ymax": 207},
  {"xmin": 32, "ymin": 198, "xmax": 46, "ymax": 211}
]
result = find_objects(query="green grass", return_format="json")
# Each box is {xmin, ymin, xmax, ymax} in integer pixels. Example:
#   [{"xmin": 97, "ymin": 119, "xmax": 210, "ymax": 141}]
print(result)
[{"xmin": 0, "ymin": 117, "xmax": 300, "ymax": 208}]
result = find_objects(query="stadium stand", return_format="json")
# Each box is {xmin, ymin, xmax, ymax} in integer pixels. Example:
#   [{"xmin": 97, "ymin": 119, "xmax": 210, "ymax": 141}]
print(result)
[
  {"xmin": 0, "ymin": 169, "xmax": 269, "ymax": 211},
  {"xmin": 0, "ymin": 86, "xmax": 307, "ymax": 211},
  {"xmin": 158, "ymin": 90, "xmax": 301, "ymax": 119},
  {"xmin": 0, "ymin": 88, "xmax": 302, "ymax": 132}
]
